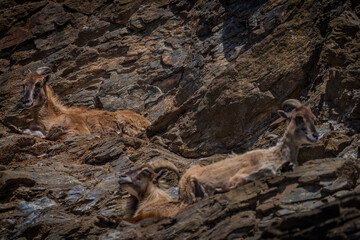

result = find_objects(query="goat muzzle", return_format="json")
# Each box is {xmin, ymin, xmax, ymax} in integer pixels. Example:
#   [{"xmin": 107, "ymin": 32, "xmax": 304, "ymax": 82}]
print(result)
[
  {"xmin": 22, "ymin": 98, "xmax": 33, "ymax": 107},
  {"xmin": 118, "ymin": 175, "xmax": 132, "ymax": 186},
  {"xmin": 307, "ymin": 132, "xmax": 319, "ymax": 143}
]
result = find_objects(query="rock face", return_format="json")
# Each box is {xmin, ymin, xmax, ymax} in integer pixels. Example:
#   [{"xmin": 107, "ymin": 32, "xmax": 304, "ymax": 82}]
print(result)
[
  {"xmin": 0, "ymin": 0, "xmax": 359, "ymax": 239},
  {"xmin": 100, "ymin": 158, "xmax": 360, "ymax": 240}
]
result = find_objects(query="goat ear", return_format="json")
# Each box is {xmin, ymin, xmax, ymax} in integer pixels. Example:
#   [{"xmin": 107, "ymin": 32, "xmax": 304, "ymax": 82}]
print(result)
[
  {"xmin": 154, "ymin": 170, "xmax": 168, "ymax": 182},
  {"xmin": 43, "ymin": 75, "xmax": 50, "ymax": 85},
  {"xmin": 278, "ymin": 110, "xmax": 290, "ymax": 119}
]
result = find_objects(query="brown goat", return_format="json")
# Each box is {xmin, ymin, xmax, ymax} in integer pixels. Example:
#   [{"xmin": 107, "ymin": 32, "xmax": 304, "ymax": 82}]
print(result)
[
  {"xmin": 178, "ymin": 99, "xmax": 319, "ymax": 204},
  {"xmin": 20, "ymin": 67, "xmax": 150, "ymax": 140},
  {"xmin": 104, "ymin": 159, "xmax": 182, "ymax": 224}
]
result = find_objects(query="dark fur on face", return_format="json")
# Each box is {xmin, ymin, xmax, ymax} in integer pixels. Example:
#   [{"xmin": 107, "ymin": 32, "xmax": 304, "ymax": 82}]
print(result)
[
  {"xmin": 118, "ymin": 165, "xmax": 157, "ymax": 200},
  {"xmin": 278, "ymin": 105, "xmax": 319, "ymax": 144},
  {"xmin": 22, "ymin": 71, "xmax": 49, "ymax": 108},
  {"xmin": 118, "ymin": 161, "xmax": 176, "ymax": 200}
]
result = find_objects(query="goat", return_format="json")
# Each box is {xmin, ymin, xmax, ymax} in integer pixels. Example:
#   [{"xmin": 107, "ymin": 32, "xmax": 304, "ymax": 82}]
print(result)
[
  {"xmin": 19, "ymin": 67, "xmax": 151, "ymax": 140},
  {"xmin": 178, "ymin": 99, "xmax": 319, "ymax": 204},
  {"xmin": 100, "ymin": 159, "xmax": 182, "ymax": 224}
]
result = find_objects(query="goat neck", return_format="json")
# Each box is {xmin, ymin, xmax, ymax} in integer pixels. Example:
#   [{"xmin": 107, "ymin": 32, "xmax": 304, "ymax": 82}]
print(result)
[
  {"xmin": 273, "ymin": 120, "xmax": 299, "ymax": 165},
  {"xmin": 139, "ymin": 182, "xmax": 172, "ymax": 203},
  {"xmin": 35, "ymin": 86, "xmax": 65, "ymax": 121},
  {"xmin": 136, "ymin": 183, "xmax": 173, "ymax": 215}
]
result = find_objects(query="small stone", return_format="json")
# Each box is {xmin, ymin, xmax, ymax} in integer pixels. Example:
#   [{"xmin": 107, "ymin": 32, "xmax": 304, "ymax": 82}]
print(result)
[
  {"xmin": 11, "ymin": 50, "xmax": 36, "ymax": 62},
  {"xmin": 161, "ymin": 50, "xmax": 185, "ymax": 69},
  {"xmin": 0, "ymin": 26, "xmax": 32, "ymax": 51},
  {"xmin": 333, "ymin": 190, "xmax": 351, "ymax": 198},
  {"xmin": 0, "ymin": 58, "xmax": 10, "ymax": 73},
  {"xmin": 281, "ymin": 187, "xmax": 322, "ymax": 204},
  {"xmin": 0, "ymin": 204, "xmax": 15, "ymax": 213},
  {"xmin": 322, "ymin": 178, "xmax": 349, "ymax": 193},
  {"xmin": 324, "ymin": 131, "xmax": 352, "ymax": 157},
  {"xmin": 275, "ymin": 209, "xmax": 294, "ymax": 216},
  {"xmin": 128, "ymin": 14, "xmax": 146, "ymax": 31},
  {"xmin": 298, "ymin": 175, "xmax": 320, "ymax": 184},
  {"xmin": 298, "ymin": 144, "xmax": 328, "ymax": 164},
  {"xmin": 257, "ymin": 201, "xmax": 276, "ymax": 214}
]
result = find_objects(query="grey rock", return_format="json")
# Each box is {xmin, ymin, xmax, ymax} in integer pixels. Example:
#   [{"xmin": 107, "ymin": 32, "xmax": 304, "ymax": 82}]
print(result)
[
  {"xmin": 0, "ymin": 171, "xmax": 36, "ymax": 199},
  {"xmin": 281, "ymin": 187, "xmax": 322, "ymax": 204},
  {"xmin": 84, "ymin": 138, "xmax": 125, "ymax": 165}
]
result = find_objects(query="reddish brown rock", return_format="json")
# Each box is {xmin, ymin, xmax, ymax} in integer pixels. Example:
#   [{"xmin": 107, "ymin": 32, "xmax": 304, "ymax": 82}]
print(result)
[{"xmin": 0, "ymin": 26, "xmax": 32, "ymax": 51}]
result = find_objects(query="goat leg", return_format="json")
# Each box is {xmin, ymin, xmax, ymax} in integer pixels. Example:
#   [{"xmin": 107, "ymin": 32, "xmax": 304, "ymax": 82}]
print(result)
[
  {"xmin": 214, "ymin": 187, "xmax": 231, "ymax": 194},
  {"xmin": 96, "ymin": 216, "xmax": 118, "ymax": 227},
  {"xmin": 214, "ymin": 174, "xmax": 247, "ymax": 194},
  {"xmin": 96, "ymin": 214, "xmax": 160, "ymax": 227},
  {"xmin": 1, "ymin": 121, "xmax": 23, "ymax": 134},
  {"xmin": 23, "ymin": 129, "xmax": 46, "ymax": 138},
  {"xmin": 1, "ymin": 121, "xmax": 46, "ymax": 138},
  {"xmin": 112, "ymin": 213, "xmax": 165, "ymax": 224}
]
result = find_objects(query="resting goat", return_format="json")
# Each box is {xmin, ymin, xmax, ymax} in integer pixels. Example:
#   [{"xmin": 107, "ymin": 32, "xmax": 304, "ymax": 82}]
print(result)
[
  {"xmin": 20, "ymin": 67, "xmax": 150, "ymax": 140},
  {"xmin": 102, "ymin": 159, "xmax": 182, "ymax": 224},
  {"xmin": 178, "ymin": 99, "xmax": 319, "ymax": 204}
]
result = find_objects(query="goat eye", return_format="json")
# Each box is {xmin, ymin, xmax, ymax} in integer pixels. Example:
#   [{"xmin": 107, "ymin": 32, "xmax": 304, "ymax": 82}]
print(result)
[
  {"xmin": 295, "ymin": 116, "xmax": 304, "ymax": 123},
  {"xmin": 35, "ymin": 82, "xmax": 41, "ymax": 88}
]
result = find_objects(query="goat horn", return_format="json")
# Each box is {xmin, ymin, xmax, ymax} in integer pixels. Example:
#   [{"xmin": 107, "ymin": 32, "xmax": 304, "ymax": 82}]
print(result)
[
  {"xmin": 148, "ymin": 159, "xmax": 180, "ymax": 180},
  {"xmin": 35, "ymin": 67, "xmax": 52, "ymax": 75},
  {"xmin": 282, "ymin": 99, "xmax": 302, "ymax": 109}
]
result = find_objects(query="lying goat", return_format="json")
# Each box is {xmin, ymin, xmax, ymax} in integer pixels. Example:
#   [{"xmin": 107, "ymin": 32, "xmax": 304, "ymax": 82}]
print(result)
[
  {"xmin": 101, "ymin": 159, "xmax": 182, "ymax": 224},
  {"xmin": 179, "ymin": 99, "xmax": 319, "ymax": 204},
  {"xmin": 19, "ymin": 67, "xmax": 150, "ymax": 140}
]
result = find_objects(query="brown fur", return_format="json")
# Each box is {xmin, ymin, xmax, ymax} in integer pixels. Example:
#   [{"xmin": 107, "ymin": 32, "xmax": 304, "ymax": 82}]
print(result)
[
  {"xmin": 112, "ymin": 160, "xmax": 183, "ymax": 223},
  {"xmin": 178, "ymin": 99, "xmax": 319, "ymax": 204},
  {"xmin": 21, "ymin": 68, "xmax": 150, "ymax": 140}
]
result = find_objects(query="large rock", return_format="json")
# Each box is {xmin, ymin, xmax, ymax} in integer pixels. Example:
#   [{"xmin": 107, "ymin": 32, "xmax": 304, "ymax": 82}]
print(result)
[
  {"xmin": 0, "ymin": 134, "xmax": 52, "ymax": 165},
  {"xmin": 0, "ymin": 171, "xmax": 36, "ymax": 199},
  {"xmin": 148, "ymin": 0, "xmax": 327, "ymax": 157},
  {"xmin": 28, "ymin": 3, "xmax": 71, "ymax": 36},
  {"xmin": 322, "ymin": 10, "xmax": 360, "ymax": 130}
]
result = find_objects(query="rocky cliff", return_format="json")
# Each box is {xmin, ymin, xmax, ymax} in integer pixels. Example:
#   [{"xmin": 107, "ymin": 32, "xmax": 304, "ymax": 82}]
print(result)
[{"xmin": 0, "ymin": 0, "xmax": 359, "ymax": 239}]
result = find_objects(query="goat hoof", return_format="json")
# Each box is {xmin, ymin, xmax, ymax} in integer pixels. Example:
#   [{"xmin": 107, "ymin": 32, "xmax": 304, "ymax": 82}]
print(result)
[
  {"xmin": 214, "ymin": 188, "xmax": 227, "ymax": 194},
  {"xmin": 214, "ymin": 188, "xmax": 222, "ymax": 194}
]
